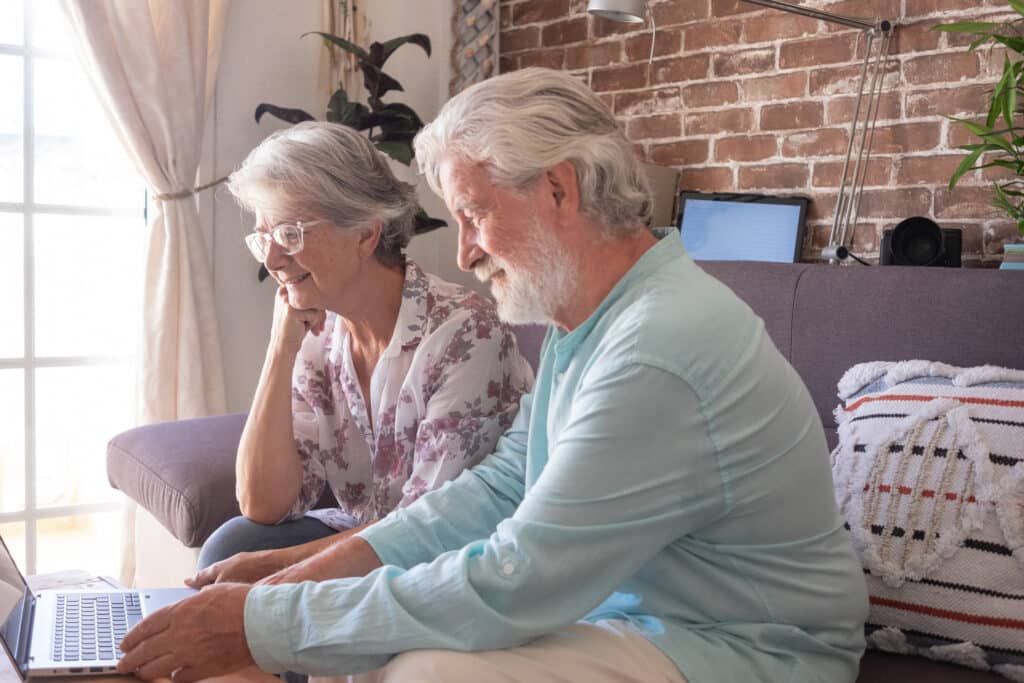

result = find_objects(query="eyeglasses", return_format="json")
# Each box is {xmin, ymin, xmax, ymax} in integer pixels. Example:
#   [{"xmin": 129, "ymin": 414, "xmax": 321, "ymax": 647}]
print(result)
[{"xmin": 244, "ymin": 220, "xmax": 325, "ymax": 262}]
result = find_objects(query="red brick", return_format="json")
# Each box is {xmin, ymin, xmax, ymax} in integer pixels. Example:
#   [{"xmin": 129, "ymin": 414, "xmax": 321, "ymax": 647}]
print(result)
[
  {"xmin": 807, "ymin": 195, "xmax": 838, "ymax": 224},
  {"xmin": 742, "ymin": 13, "xmax": 820, "ymax": 43},
  {"xmin": 812, "ymin": 158, "xmax": 891, "ymax": 187},
  {"xmin": 825, "ymin": 92, "xmax": 901, "ymax": 125},
  {"xmin": 685, "ymin": 108, "xmax": 754, "ymax": 135},
  {"xmin": 651, "ymin": 0, "xmax": 710, "ymax": 26},
  {"xmin": 947, "ymin": 120, "xmax": 982, "ymax": 148},
  {"xmin": 896, "ymin": 154, "xmax": 969, "ymax": 186},
  {"xmin": 684, "ymin": 20, "xmax": 741, "ymax": 51},
  {"xmin": 651, "ymin": 54, "xmax": 710, "ymax": 84},
  {"xmin": 713, "ymin": 48, "xmax": 774, "ymax": 77},
  {"xmin": 781, "ymin": 128, "xmax": 849, "ymax": 157},
  {"xmin": 565, "ymin": 42, "xmax": 621, "ymax": 69},
  {"xmin": 850, "ymin": 223, "xmax": 883, "ymax": 254},
  {"xmin": 501, "ymin": 26, "xmax": 540, "ymax": 53},
  {"xmin": 780, "ymin": 34, "xmax": 856, "ymax": 69},
  {"xmin": 760, "ymin": 102, "xmax": 823, "ymax": 131},
  {"xmin": 590, "ymin": 15, "xmax": 643, "ymax": 39},
  {"xmin": 679, "ymin": 166, "xmax": 735, "ymax": 191},
  {"xmin": 891, "ymin": 21, "xmax": 942, "ymax": 53},
  {"xmin": 518, "ymin": 50, "xmax": 566, "ymax": 70},
  {"xmin": 935, "ymin": 186, "xmax": 1006, "ymax": 219},
  {"xmin": 738, "ymin": 72, "xmax": 806, "ymax": 102},
  {"xmin": 649, "ymin": 139, "xmax": 710, "ymax": 166},
  {"xmin": 904, "ymin": 52, "xmax": 980, "ymax": 85},
  {"xmin": 541, "ymin": 17, "xmax": 588, "ymax": 46},
  {"xmin": 871, "ymin": 122, "xmax": 942, "ymax": 154},
  {"xmin": 905, "ymin": 0, "xmax": 1007, "ymax": 17},
  {"xmin": 500, "ymin": 3, "xmax": 513, "ymax": 30},
  {"xmin": 738, "ymin": 163, "xmax": 809, "ymax": 190},
  {"xmin": 715, "ymin": 135, "xmax": 778, "ymax": 162},
  {"xmin": 592, "ymin": 63, "xmax": 648, "ymax": 92},
  {"xmin": 615, "ymin": 87, "xmax": 682, "ymax": 116},
  {"xmin": 626, "ymin": 114, "xmax": 682, "ymax": 140},
  {"xmin": 499, "ymin": 55, "xmax": 517, "ymax": 73},
  {"xmin": 682, "ymin": 81, "xmax": 739, "ymax": 108},
  {"xmin": 809, "ymin": 63, "xmax": 900, "ymax": 97},
  {"xmin": 825, "ymin": 0, "xmax": 898, "ymax": 24},
  {"xmin": 858, "ymin": 188, "xmax": 932, "ymax": 219},
  {"xmin": 513, "ymin": 0, "xmax": 570, "ymax": 25},
  {"xmin": 711, "ymin": 0, "xmax": 758, "ymax": 17},
  {"xmin": 625, "ymin": 29, "xmax": 682, "ymax": 61}
]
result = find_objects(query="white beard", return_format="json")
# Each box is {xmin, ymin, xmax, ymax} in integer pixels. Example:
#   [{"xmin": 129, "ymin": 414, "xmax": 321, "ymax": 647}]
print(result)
[{"xmin": 475, "ymin": 217, "xmax": 577, "ymax": 326}]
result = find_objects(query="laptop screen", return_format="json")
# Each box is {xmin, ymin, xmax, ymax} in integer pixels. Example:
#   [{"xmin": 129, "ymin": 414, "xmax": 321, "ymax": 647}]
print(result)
[
  {"xmin": 677, "ymin": 192, "xmax": 809, "ymax": 263},
  {"xmin": 0, "ymin": 536, "xmax": 30, "ymax": 681}
]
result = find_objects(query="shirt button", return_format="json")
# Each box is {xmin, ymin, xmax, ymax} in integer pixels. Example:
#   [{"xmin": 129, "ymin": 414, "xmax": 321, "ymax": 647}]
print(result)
[
  {"xmin": 502, "ymin": 562, "xmax": 516, "ymax": 576},
  {"xmin": 555, "ymin": 372, "xmax": 565, "ymax": 383}
]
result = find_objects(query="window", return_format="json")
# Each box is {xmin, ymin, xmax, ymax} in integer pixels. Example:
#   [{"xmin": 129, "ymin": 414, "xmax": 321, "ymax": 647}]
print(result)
[{"xmin": 0, "ymin": 0, "xmax": 146, "ymax": 577}]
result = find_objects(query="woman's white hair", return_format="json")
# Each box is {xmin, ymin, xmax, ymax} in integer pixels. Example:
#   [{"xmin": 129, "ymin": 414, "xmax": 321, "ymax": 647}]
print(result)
[
  {"xmin": 414, "ymin": 67, "xmax": 652, "ymax": 237},
  {"xmin": 228, "ymin": 121, "xmax": 418, "ymax": 267}
]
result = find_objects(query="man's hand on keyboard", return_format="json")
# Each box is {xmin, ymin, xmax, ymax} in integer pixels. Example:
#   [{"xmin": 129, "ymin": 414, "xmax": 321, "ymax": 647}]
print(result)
[{"xmin": 115, "ymin": 583, "xmax": 253, "ymax": 682}]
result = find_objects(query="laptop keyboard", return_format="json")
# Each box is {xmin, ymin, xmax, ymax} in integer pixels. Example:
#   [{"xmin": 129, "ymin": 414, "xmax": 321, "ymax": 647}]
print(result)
[{"xmin": 51, "ymin": 592, "xmax": 143, "ymax": 662}]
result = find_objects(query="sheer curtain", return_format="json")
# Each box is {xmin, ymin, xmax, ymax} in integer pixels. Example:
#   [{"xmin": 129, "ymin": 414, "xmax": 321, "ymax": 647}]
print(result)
[{"xmin": 61, "ymin": 0, "xmax": 231, "ymax": 583}]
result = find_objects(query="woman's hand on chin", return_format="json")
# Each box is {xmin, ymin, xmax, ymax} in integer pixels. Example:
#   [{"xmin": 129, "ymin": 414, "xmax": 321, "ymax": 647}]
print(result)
[{"xmin": 270, "ymin": 285, "xmax": 327, "ymax": 353}]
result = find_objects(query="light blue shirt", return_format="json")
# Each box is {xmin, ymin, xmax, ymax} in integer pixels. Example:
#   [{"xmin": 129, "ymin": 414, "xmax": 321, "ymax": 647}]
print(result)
[{"xmin": 244, "ymin": 236, "xmax": 869, "ymax": 682}]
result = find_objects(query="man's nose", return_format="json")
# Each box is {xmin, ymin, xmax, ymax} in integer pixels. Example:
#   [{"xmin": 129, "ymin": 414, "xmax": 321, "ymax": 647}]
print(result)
[{"xmin": 456, "ymin": 223, "xmax": 485, "ymax": 272}]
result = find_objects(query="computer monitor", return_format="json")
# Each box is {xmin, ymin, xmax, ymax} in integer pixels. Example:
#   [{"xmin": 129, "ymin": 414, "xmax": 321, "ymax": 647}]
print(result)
[{"xmin": 677, "ymin": 192, "xmax": 809, "ymax": 263}]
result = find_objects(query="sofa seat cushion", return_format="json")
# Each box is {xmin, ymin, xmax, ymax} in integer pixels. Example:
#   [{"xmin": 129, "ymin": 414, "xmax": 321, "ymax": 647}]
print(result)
[
  {"xmin": 831, "ymin": 361, "xmax": 1024, "ymax": 681},
  {"xmin": 107, "ymin": 413, "xmax": 247, "ymax": 547}
]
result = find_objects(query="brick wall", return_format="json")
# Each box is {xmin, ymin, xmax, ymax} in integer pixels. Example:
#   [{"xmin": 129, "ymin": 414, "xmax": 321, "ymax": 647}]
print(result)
[{"xmin": 499, "ymin": 0, "xmax": 1019, "ymax": 264}]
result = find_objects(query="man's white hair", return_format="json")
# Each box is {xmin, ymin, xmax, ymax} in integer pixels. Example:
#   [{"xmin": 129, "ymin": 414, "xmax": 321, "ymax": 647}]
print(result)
[{"xmin": 414, "ymin": 67, "xmax": 653, "ymax": 237}]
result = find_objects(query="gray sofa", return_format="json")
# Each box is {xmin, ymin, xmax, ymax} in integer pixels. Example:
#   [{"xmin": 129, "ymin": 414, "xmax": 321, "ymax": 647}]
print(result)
[{"xmin": 107, "ymin": 260, "xmax": 1024, "ymax": 682}]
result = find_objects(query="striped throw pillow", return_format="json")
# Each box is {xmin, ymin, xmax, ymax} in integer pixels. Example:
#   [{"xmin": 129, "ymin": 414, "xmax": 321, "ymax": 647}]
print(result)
[{"xmin": 831, "ymin": 361, "xmax": 1024, "ymax": 681}]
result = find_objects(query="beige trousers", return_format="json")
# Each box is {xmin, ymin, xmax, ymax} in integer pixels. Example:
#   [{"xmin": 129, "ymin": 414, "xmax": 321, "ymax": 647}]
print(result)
[{"xmin": 318, "ymin": 620, "xmax": 688, "ymax": 683}]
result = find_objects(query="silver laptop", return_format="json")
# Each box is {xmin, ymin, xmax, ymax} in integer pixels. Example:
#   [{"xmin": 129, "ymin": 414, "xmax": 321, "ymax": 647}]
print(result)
[{"xmin": 0, "ymin": 534, "xmax": 195, "ymax": 678}]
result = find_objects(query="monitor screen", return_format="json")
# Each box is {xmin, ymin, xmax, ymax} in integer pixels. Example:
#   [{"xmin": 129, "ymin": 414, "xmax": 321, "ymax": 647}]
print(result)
[{"xmin": 677, "ymin": 192, "xmax": 809, "ymax": 263}]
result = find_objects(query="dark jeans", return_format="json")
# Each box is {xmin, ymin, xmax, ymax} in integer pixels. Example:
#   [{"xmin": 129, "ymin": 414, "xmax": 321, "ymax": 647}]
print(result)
[{"xmin": 196, "ymin": 515, "xmax": 337, "ymax": 570}]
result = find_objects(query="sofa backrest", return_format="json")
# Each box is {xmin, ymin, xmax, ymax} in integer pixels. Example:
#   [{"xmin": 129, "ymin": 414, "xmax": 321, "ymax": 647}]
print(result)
[{"xmin": 700, "ymin": 261, "xmax": 1024, "ymax": 448}]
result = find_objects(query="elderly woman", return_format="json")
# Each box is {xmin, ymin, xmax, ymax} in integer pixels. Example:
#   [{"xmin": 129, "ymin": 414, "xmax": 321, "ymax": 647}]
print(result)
[{"xmin": 190, "ymin": 122, "xmax": 533, "ymax": 584}]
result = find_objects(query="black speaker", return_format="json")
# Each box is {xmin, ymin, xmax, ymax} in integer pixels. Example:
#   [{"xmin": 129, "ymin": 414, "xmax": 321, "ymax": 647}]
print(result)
[{"xmin": 880, "ymin": 217, "xmax": 962, "ymax": 267}]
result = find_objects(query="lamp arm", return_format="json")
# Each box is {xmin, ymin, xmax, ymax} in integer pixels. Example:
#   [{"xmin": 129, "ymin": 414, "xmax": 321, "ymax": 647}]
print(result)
[{"xmin": 741, "ymin": 0, "xmax": 891, "ymax": 32}]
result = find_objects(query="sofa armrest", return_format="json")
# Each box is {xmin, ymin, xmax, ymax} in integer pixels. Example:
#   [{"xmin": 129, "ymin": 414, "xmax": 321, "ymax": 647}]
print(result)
[{"xmin": 107, "ymin": 413, "xmax": 247, "ymax": 548}]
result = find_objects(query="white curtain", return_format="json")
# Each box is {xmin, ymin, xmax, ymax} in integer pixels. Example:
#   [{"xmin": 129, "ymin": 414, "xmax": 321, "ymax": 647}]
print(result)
[
  {"xmin": 62, "ymin": 0, "xmax": 229, "ymax": 423},
  {"xmin": 61, "ymin": 0, "xmax": 231, "ymax": 584}
]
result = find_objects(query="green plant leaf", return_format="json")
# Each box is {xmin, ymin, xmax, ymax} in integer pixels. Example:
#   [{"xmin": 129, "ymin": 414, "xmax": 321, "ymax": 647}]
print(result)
[
  {"xmin": 375, "ymin": 140, "xmax": 414, "ymax": 165},
  {"xmin": 1008, "ymin": 0, "xmax": 1024, "ymax": 18},
  {"xmin": 949, "ymin": 146, "xmax": 985, "ymax": 189},
  {"xmin": 933, "ymin": 21, "xmax": 1001, "ymax": 33},
  {"xmin": 376, "ymin": 33, "xmax": 432, "ymax": 64},
  {"xmin": 360, "ymin": 63, "xmax": 403, "ymax": 99},
  {"xmin": 303, "ymin": 31, "xmax": 370, "ymax": 61},
  {"xmin": 254, "ymin": 103, "xmax": 316, "ymax": 124},
  {"xmin": 413, "ymin": 208, "xmax": 447, "ymax": 234}
]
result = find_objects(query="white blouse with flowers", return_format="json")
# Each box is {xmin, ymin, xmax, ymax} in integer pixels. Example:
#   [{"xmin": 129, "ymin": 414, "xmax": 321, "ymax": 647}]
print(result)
[{"xmin": 281, "ymin": 260, "xmax": 535, "ymax": 530}]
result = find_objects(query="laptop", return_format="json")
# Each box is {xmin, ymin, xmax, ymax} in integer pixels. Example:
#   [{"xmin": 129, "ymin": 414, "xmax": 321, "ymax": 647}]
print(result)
[
  {"xmin": 677, "ymin": 191, "xmax": 809, "ymax": 263},
  {"xmin": 0, "ymin": 534, "xmax": 195, "ymax": 679}
]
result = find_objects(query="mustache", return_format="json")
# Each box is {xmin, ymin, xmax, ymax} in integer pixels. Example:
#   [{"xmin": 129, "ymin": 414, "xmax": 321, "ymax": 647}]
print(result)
[{"xmin": 474, "ymin": 257, "xmax": 502, "ymax": 283}]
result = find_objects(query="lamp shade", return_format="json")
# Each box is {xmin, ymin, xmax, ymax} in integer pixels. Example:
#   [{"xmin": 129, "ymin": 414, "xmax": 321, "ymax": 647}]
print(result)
[{"xmin": 586, "ymin": 0, "xmax": 646, "ymax": 23}]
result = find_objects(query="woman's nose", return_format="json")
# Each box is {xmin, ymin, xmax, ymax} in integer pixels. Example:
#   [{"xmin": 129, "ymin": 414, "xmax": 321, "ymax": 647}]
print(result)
[{"xmin": 264, "ymin": 239, "xmax": 290, "ymax": 269}]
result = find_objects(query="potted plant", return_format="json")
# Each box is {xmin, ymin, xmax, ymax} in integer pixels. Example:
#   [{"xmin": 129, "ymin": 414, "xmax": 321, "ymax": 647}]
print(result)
[
  {"xmin": 253, "ymin": 31, "xmax": 446, "ymax": 279},
  {"xmin": 936, "ymin": 2, "xmax": 1024, "ymax": 249}
]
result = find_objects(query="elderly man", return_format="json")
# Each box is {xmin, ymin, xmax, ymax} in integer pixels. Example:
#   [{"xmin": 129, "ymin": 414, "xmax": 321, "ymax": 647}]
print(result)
[{"xmin": 118, "ymin": 67, "xmax": 868, "ymax": 683}]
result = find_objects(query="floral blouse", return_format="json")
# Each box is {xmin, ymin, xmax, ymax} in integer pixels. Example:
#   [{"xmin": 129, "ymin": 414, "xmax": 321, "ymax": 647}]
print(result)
[{"xmin": 283, "ymin": 260, "xmax": 535, "ymax": 530}]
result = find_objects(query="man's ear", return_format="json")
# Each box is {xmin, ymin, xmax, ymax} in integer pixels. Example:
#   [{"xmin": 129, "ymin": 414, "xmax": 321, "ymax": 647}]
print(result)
[
  {"xmin": 545, "ymin": 160, "xmax": 580, "ymax": 214},
  {"xmin": 358, "ymin": 221, "xmax": 384, "ymax": 259}
]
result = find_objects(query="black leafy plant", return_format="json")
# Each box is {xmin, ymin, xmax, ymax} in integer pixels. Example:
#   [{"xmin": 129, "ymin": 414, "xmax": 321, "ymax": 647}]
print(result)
[{"xmin": 253, "ymin": 31, "xmax": 447, "ymax": 280}]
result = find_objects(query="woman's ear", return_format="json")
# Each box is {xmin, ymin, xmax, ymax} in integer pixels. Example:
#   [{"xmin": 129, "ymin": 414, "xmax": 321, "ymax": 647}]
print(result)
[{"xmin": 358, "ymin": 221, "xmax": 384, "ymax": 259}]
